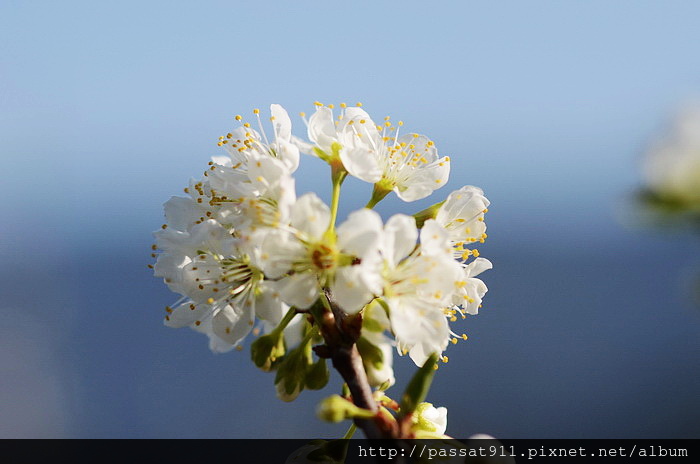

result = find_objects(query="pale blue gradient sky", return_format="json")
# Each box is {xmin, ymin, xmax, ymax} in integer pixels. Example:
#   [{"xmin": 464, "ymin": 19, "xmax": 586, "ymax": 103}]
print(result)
[{"xmin": 1, "ymin": 1, "xmax": 700, "ymax": 438}]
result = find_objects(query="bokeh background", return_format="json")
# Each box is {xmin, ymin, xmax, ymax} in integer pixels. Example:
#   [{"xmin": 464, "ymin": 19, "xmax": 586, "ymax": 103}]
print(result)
[{"xmin": 2, "ymin": 1, "xmax": 699, "ymax": 438}]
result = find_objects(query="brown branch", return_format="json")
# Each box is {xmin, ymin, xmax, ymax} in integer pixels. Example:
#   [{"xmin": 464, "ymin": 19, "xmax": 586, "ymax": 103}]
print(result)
[{"xmin": 313, "ymin": 289, "xmax": 399, "ymax": 440}]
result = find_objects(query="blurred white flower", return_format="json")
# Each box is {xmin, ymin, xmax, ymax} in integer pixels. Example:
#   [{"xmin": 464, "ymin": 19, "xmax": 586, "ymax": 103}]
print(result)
[{"xmin": 644, "ymin": 106, "xmax": 700, "ymax": 210}]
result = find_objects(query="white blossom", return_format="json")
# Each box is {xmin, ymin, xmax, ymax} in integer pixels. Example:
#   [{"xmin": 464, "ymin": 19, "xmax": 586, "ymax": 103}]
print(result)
[
  {"xmin": 154, "ymin": 219, "xmax": 286, "ymax": 349},
  {"xmin": 644, "ymin": 106, "xmax": 700, "ymax": 209},
  {"xmin": 261, "ymin": 193, "xmax": 383, "ymax": 313},
  {"xmin": 411, "ymin": 402, "xmax": 448, "ymax": 438},
  {"xmin": 302, "ymin": 103, "xmax": 450, "ymax": 201},
  {"xmin": 379, "ymin": 215, "xmax": 463, "ymax": 366}
]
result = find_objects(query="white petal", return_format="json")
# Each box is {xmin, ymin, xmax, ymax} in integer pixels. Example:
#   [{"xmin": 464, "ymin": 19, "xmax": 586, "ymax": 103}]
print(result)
[
  {"xmin": 270, "ymin": 104, "xmax": 292, "ymax": 141},
  {"xmin": 422, "ymin": 405, "xmax": 448, "ymax": 435},
  {"xmin": 383, "ymin": 214, "xmax": 418, "ymax": 267},
  {"xmin": 247, "ymin": 153, "xmax": 288, "ymax": 187},
  {"xmin": 464, "ymin": 257, "xmax": 493, "ymax": 277},
  {"xmin": 212, "ymin": 304, "xmax": 254, "ymax": 346},
  {"xmin": 336, "ymin": 208, "xmax": 383, "ymax": 257},
  {"xmin": 275, "ymin": 138, "xmax": 300, "ymax": 172},
  {"xmin": 260, "ymin": 230, "xmax": 305, "ymax": 278},
  {"xmin": 164, "ymin": 300, "xmax": 213, "ymax": 328},
  {"xmin": 254, "ymin": 283, "xmax": 287, "ymax": 325},
  {"xmin": 307, "ymin": 107, "xmax": 336, "ymax": 152},
  {"xmin": 340, "ymin": 146, "xmax": 382, "ymax": 183},
  {"xmin": 291, "ymin": 135, "xmax": 314, "ymax": 155},
  {"xmin": 420, "ymin": 220, "xmax": 453, "ymax": 257},
  {"xmin": 274, "ymin": 273, "xmax": 319, "ymax": 309},
  {"xmin": 290, "ymin": 193, "xmax": 330, "ymax": 239},
  {"xmin": 163, "ymin": 196, "xmax": 201, "ymax": 232},
  {"xmin": 331, "ymin": 266, "xmax": 375, "ymax": 315},
  {"xmin": 395, "ymin": 157, "xmax": 450, "ymax": 202}
]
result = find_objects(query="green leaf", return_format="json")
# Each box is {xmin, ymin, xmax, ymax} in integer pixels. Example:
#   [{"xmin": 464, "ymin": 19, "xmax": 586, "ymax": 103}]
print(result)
[{"xmin": 398, "ymin": 352, "xmax": 439, "ymax": 418}]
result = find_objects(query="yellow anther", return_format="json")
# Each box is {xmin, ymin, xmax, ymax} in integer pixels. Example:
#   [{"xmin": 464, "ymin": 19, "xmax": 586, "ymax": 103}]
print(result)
[
  {"xmin": 327, "ymin": 104, "xmax": 334, "ymax": 109},
  {"xmin": 269, "ymin": 116, "xmax": 276, "ymax": 121},
  {"xmin": 340, "ymin": 102, "xmax": 347, "ymax": 108},
  {"xmin": 299, "ymin": 112, "xmax": 306, "ymax": 117},
  {"xmin": 461, "ymin": 334, "xmax": 468, "ymax": 340},
  {"xmin": 206, "ymin": 297, "xmax": 214, "ymax": 304},
  {"xmin": 483, "ymin": 208, "xmax": 489, "ymax": 213},
  {"xmin": 356, "ymin": 102, "xmax": 363, "ymax": 107},
  {"xmin": 243, "ymin": 122, "xmax": 251, "ymax": 127},
  {"xmin": 235, "ymin": 115, "xmax": 242, "ymax": 121},
  {"xmin": 359, "ymin": 119, "xmax": 366, "ymax": 124},
  {"xmin": 442, "ymin": 356, "xmax": 449, "ymax": 363},
  {"xmin": 385, "ymin": 121, "xmax": 391, "ymax": 127},
  {"xmin": 253, "ymin": 108, "xmax": 260, "ymax": 114},
  {"xmin": 314, "ymin": 101, "xmax": 323, "ymax": 106},
  {"xmin": 451, "ymin": 338, "xmax": 458, "ymax": 344},
  {"xmin": 472, "ymin": 249, "xmax": 480, "ymax": 257}
]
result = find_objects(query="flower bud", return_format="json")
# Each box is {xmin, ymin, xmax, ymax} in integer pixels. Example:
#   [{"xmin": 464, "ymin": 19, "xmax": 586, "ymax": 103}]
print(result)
[
  {"xmin": 411, "ymin": 402, "xmax": 448, "ymax": 438},
  {"xmin": 250, "ymin": 332, "xmax": 285, "ymax": 371},
  {"xmin": 305, "ymin": 358, "xmax": 329, "ymax": 390},
  {"xmin": 316, "ymin": 395, "xmax": 375, "ymax": 423}
]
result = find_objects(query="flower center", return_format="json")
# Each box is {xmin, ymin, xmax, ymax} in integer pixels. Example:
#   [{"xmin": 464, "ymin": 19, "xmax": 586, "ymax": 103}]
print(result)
[{"xmin": 310, "ymin": 244, "xmax": 337, "ymax": 270}]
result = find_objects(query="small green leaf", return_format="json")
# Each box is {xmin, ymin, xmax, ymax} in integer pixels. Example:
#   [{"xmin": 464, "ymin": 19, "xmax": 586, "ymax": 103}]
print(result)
[{"xmin": 398, "ymin": 352, "xmax": 439, "ymax": 418}]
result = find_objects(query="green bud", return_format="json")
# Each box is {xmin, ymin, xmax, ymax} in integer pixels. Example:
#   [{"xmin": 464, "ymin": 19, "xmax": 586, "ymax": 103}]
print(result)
[
  {"xmin": 356, "ymin": 336, "xmax": 384, "ymax": 370},
  {"xmin": 250, "ymin": 332, "xmax": 285, "ymax": 371},
  {"xmin": 274, "ymin": 341, "xmax": 313, "ymax": 402},
  {"xmin": 276, "ymin": 378, "xmax": 302, "ymax": 402},
  {"xmin": 399, "ymin": 352, "xmax": 439, "ymax": 419},
  {"xmin": 317, "ymin": 395, "xmax": 376, "ymax": 423},
  {"xmin": 305, "ymin": 358, "xmax": 330, "ymax": 390}
]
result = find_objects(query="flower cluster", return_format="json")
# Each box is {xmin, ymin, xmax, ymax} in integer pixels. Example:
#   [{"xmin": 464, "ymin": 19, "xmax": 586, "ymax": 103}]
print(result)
[{"xmin": 152, "ymin": 102, "xmax": 491, "ymax": 398}]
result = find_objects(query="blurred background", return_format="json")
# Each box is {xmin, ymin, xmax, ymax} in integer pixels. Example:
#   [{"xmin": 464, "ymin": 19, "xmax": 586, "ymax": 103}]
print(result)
[{"xmin": 1, "ymin": 0, "xmax": 699, "ymax": 438}]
